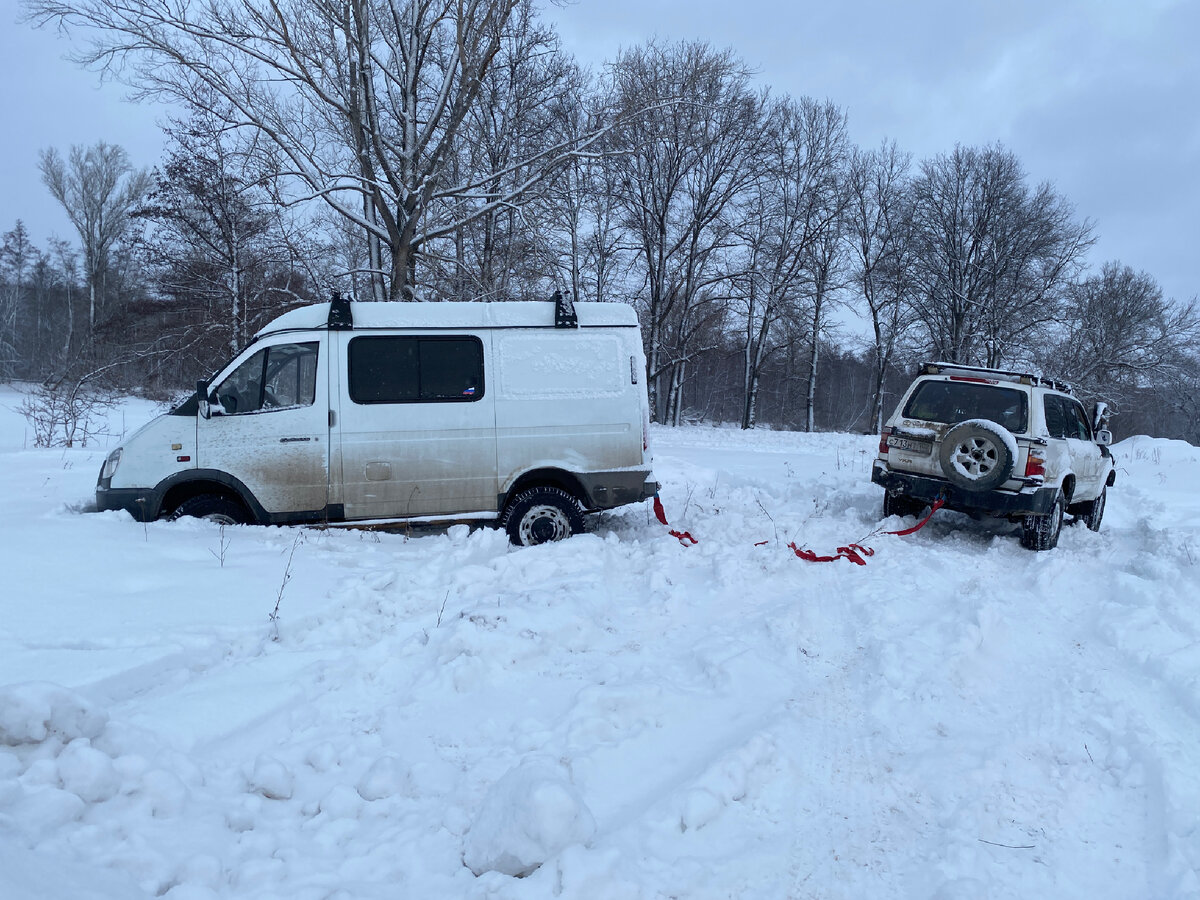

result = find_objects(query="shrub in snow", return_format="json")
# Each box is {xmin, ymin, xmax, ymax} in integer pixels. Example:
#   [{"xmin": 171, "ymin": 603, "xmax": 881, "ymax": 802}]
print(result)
[
  {"xmin": 463, "ymin": 758, "xmax": 596, "ymax": 878},
  {"xmin": 57, "ymin": 739, "xmax": 120, "ymax": 803},
  {"xmin": 248, "ymin": 754, "xmax": 294, "ymax": 800},
  {"xmin": 0, "ymin": 683, "xmax": 107, "ymax": 745}
]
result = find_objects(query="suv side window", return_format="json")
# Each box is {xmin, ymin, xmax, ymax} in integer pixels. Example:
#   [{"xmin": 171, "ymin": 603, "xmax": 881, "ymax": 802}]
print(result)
[
  {"xmin": 215, "ymin": 342, "xmax": 319, "ymax": 414},
  {"xmin": 1065, "ymin": 398, "xmax": 1093, "ymax": 440},
  {"xmin": 1043, "ymin": 395, "xmax": 1068, "ymax": 438},
  {"xmin": 348, "ymin": 336, "xmax": 484, "ymax": 404},
  {"xmin": 1044, "ymin": 395, "xmax": 1092, "ymax": 440}
]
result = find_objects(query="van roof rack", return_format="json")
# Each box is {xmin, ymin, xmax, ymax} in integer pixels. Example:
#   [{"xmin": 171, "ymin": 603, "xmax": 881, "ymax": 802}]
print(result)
[
  {"xmin": 328, "ymin": 292, "xmax": 353, "ymax": 330},
  {"xmin": 921, "ymin": 361, "xmax": 1073, "ymax": 394},
  {"xmin": 553, "ymin": 289, "xmax": 578, "ymax": 328}
]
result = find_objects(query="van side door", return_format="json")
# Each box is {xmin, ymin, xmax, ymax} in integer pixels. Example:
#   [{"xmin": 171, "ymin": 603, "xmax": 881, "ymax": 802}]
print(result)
[
  {"xmin": 199, "ymin": 336, "xmax": 330, "ymax": 518},
  {"xmin": 335, "ymin": 331, "xmax": 498, "ymax": 520}
]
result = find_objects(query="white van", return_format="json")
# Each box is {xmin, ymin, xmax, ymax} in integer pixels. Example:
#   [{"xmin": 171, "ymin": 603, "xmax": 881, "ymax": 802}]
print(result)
[{"xmin": 96, "ymin": 296, "xmax": 657, "ymax": 545}]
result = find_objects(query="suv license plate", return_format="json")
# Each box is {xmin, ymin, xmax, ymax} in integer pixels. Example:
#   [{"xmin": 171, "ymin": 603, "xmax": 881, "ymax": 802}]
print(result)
[{"xmin": 888, "ymin": 435, "xmax": 933, "ymax": 454}]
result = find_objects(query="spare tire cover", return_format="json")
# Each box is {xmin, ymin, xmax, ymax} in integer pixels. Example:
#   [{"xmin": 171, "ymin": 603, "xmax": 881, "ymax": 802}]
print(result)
[{"xmin": 938, "ymin": 419, "xmax": 1016, "ymax": 492}]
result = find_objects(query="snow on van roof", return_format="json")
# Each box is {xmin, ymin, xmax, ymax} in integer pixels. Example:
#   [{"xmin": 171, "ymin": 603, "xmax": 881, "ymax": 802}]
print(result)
[{"xmin": 258, "ymin": 300, "xmax": 639, "ymax": 336}]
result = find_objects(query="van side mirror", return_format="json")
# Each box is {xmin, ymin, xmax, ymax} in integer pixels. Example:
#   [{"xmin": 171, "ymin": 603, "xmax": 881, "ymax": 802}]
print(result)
[{"xmin": 197, "ymin": 380, "xmax": 213, "ymax": 419}]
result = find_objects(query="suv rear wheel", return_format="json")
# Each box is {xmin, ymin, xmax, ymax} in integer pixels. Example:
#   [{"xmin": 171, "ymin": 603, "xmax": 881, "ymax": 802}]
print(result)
[
  {"xmin": 1020, "ymin": 493, "xmax": 1064, "ymax": 551},
  {"xmin": 1079, "ymin": 487, "xmax": 1106, "ymax": 532}
]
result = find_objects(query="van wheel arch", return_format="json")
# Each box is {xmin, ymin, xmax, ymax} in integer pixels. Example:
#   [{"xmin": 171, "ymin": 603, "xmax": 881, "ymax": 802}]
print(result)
[
  {"xmin": 158, "ymin": 473, "xmax": 261, "ymax": 524},
  {"xmin": 500, "ymin": 468, "xmax": 589, "ymax": 512}
]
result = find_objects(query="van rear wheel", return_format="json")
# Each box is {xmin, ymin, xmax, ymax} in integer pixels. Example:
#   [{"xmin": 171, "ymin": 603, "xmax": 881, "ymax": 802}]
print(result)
[
  {"xmin": 501, "ymin": 487, "xmax": 585, "ymax": 546},
  {"xmin": 170, "ymin": 494, "xmax": 248, "ymax": 526}
]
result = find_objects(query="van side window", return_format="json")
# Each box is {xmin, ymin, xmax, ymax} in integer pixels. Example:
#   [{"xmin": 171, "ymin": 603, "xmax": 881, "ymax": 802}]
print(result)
[
  {"xmin": 215, "ymin": 342, "xmax": 318, "ymax": 414},
  {"xmin": 349, "ymin": 336, "xmax": 484, "ymax": 404}
]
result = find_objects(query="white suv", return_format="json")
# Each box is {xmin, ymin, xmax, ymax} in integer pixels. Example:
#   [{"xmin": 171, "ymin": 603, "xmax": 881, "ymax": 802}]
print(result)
[{"xmin": 871, "ymin": 362, "xmax": 1116, "ymax": 550}]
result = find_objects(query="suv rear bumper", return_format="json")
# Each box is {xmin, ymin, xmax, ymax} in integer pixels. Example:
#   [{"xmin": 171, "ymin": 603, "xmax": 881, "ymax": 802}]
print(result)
[{"xmin": 872, "ymin": 461, "xmax": 1058, "ymax": 517}]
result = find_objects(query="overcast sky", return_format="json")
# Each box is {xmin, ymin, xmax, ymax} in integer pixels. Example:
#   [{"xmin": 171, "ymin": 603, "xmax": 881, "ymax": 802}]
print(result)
[{"xmin": 3, "ymin": 0, "xmax": 1196, "ymax": 303}]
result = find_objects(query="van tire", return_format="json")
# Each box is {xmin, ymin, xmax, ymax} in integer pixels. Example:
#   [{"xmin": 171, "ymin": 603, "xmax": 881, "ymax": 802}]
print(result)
[
  {"xmin": 501, "ymin": 487, "xmax": 585, "ymax": 546},
  {"xmin": 170, "ymin": 494, "xmax": 249, "ymax": 526}
]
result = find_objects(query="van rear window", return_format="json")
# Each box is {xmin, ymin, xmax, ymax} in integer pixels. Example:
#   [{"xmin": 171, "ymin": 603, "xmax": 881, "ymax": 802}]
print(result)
[
  {"xmin": 903, "ymin": 381, "xmax": 1028, "ymax": 433},
  {"xmin": 348, "ymin": 336, "xmax": 484, "ymax": 404}
]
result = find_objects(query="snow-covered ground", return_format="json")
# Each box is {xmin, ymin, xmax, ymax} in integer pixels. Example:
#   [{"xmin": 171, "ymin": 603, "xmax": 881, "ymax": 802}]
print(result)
[{"xmin": 1, "ymin": 384, "xmax": 1198, "ymax": 899}]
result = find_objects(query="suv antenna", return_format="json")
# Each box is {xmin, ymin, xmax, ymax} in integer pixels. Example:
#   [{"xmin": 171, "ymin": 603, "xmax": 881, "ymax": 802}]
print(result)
[{"xmin": 553, "ymin": 289, "xmax": 578, "ymax": 328}]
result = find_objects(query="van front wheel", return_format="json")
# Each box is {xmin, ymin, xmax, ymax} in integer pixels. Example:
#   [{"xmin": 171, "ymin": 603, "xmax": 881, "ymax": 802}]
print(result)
[
  {"xmin": 501, "ymin": 487, "xmax": 585, "ymax": 546},
  {"xmin": 170, "ymin": 494, "xmax": 249, "ymax": 526}
]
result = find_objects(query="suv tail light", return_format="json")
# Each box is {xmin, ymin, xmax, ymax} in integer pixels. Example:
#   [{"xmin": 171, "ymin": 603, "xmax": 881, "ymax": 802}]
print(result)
[
  {"xmin": 879, "ymin": 426, "xmax": 892, "ymax": 455},
  {"xmin": 1025, "ymin": 448, "xmax": 1046, "ymax": 478}
]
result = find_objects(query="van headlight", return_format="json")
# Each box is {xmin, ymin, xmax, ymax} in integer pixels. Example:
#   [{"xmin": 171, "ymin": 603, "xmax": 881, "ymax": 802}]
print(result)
[{"xmin": 101, "ymin": 448, "xmax": 123, "ymax": 480}]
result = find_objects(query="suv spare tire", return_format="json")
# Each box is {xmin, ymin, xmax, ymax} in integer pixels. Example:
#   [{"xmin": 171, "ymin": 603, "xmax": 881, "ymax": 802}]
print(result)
[{"xmin": 938, "ymin": 419, "xmax": 1015, "ymax": 493}]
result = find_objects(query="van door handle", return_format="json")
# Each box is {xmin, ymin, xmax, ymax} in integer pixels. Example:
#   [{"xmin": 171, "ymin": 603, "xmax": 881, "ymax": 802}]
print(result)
[
  {"xmin": 329, "ymin": 409, "xmax": 337, "ymax": 428},
  {"xmin": 280, "ymin": 437, "xmax": 312, "ymax": 443}
]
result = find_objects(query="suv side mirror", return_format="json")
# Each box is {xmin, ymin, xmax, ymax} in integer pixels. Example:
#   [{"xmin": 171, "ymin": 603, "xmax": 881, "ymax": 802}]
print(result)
[
  {"xmin": 1095, "ymin": 428, "xmax": 1112, "ymax": 446},
  {"xmin": 1091, "ymin": 401, "xmax": 1109, "ymax": 432}
]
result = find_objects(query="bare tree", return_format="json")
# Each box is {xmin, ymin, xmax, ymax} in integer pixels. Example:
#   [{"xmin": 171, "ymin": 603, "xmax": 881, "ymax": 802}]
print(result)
[
  {"xmin": 28, "ymin": 0, "xmax": 610, "ymax": 302},
  {"xmin": 906, "ymin": 144, "xmax": 1092, "ymax": 367},
  {"xmin": 608, "ymin": 40, "xmax": 765, "ymax": 423},
  {"xmin": 1048, "ymin": 262, "xmax": 1200, "ymax": 399},
  {"xmin": 845, "ymin": 141, "xmax": 917, "ymax": 432},
  {"xmin": 136, "ymin": 100, "xmax": 317, "ymax": 355},
  {"xmin": 731, "ymin": 97, "xmax": 849, "ymax": 429},
  {"xmin": 38, "ymin": 142, "xmax": 151, "ymax": 351},
  {"xmin": 1, "ymin": 222, "xmax": 37, "ymax": 379}
]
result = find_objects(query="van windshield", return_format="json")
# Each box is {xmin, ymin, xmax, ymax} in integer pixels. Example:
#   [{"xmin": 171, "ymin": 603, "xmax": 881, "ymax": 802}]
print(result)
[{"xmin": 903, "ymin": 381, "xmax": 1028, "ymax": 434}]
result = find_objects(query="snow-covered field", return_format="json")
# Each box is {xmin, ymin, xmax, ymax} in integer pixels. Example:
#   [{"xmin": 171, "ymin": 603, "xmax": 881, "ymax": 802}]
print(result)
[{"xmin": 1, "ymin": 384, "xmax": 1198, "ymax": 899}]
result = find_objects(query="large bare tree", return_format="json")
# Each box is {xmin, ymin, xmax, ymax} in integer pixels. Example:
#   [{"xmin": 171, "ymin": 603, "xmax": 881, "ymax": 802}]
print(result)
[
  {"xmin": 28, "ymin": 0, "xmax": 604, "ymax": 301},
  {"xmin": 846, "ymin": 141, "xmax": 917, "ymax": 432},
  {"xmin": 732, "ymin": 97, "xmax": 848, "ymax": 429},
  {"xmin": 906, "ymin": 144, "xmax": 1093, "ymax": 367},
  {"xmin": 608, "ymin": 40, "xmax": 765, "ymax": 423},
  {"xmin": 38, "ymin": 142, "xmax": 151, "ymax": 350}
]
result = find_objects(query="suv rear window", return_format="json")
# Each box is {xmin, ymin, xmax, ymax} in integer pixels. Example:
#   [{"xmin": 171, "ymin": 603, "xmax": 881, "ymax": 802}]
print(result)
[{"xmin": 903, "ymin": 381, "xmax": 1028, "ymax": 433}]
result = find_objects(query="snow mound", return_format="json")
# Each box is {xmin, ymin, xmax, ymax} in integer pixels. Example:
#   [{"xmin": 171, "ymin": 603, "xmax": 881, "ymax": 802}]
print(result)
[
  {"xmin": 463, "ymin": 757, "xmax": 596, "ymax": 877},
  {"xmin": 0, "ymin": 683, "xmax": 108, "ymax": 746}
]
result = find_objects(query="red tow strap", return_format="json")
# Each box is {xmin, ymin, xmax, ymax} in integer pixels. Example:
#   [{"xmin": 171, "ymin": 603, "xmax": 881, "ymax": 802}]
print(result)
[
  {"xmin": 652, "ymin": 495, "xmax": 945, "ymax": 563},
  {"xmin": 788, "ymin": 542, "xmax": 875, "ymax": 566},
  {"xmin": 653, "ymin": 495, "xmax": 699, "ymax": 545},
  {"xmin": 883, "ymin": 498, "xmax": 945, "ymax": 536}
]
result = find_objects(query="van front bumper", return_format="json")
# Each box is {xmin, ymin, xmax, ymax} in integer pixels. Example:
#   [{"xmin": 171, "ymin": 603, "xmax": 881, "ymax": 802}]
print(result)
[
  {"xmin": 871, "ymin": 461, "xmax": 1058, "ymax": 517},
  {"xmin": 95, "ymin": 481, "xmax": 163, "ymax": 521}
]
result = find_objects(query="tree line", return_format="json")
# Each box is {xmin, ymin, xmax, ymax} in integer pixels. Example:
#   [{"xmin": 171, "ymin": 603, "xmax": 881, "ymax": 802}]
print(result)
[{"xmin": 6, "ymin": 0, "xmax": 1199, "ymax": 444}]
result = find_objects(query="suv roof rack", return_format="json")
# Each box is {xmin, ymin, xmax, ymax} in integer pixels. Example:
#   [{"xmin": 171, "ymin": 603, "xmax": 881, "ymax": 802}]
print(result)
[{"xmin": 921, "ymin": 361, "xmax": 1073, "ymax": 395}]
